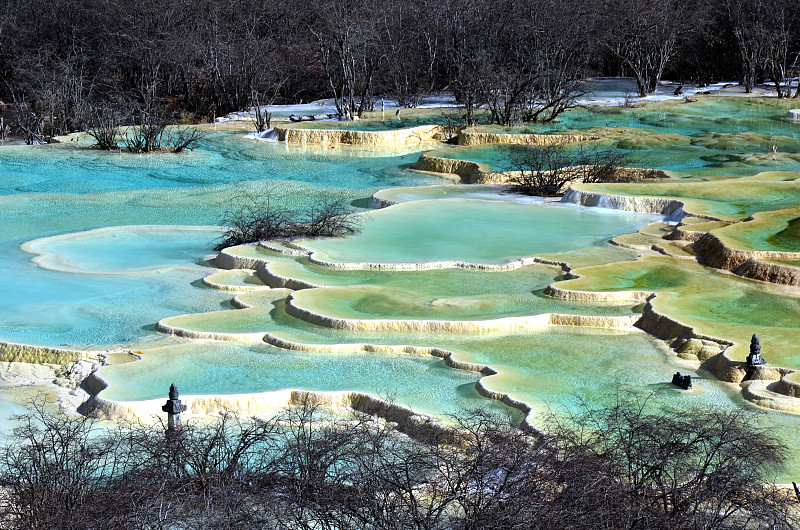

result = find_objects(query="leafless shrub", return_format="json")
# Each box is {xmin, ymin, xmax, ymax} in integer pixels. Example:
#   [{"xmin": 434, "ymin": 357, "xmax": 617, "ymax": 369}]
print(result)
[
  {"xmin": 165, "ymin": 126, "xmax": 209, "ymax": 153},
  {"xmin": 510, "ymin": 141, "xmax": 632, "ymax": 196},
  {"xmin": 544, "ymin": 390, "xmax": 797, "ymax": 529},
  {"xmin": 300, "ymin": 195, "xmax": 361, "ymax": 238},
  {"xmin": 11, "ymin": 99, "xmax": 46, "ymax": 145},
  {"xmin": 622, "ymin": 90, "xmax": 638, "ymax": 108},
  {"xmin": 250, "ymin": 91, "xmax": 272, "ymax": 133},
  {"xmin": 124, "ymin": 113, "xmax": 207, "ymax": 154},
  {"xmin": 510, "ymin": 141, "xmax": 576, "ymax": 196},
  {"xmin": 0, "ymin": 392, "xmax": 795, "ymax": 529},
  {"xmin": 0, "ymin": 398, "xmax": 130, "ymax": 529},
  {"xmin": 87, "ymin": 109, "xmax": 121, "ymax": 150},
  {"xmin": 215, "ymin": 189, "xmax": 361, "ymax": 250},
  {"xmin": 573, "ymin": 145, "xmax": 633, "ymax": 184},
  {"xmin": 124, "ymin": 109, "xmax": 166, "ymax": 154}
]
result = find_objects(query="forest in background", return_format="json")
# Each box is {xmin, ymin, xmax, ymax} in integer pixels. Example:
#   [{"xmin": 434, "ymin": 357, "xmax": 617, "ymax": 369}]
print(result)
[{"xmin": 0, "ymin": 0, "xmax": 799, "ymax": 141}]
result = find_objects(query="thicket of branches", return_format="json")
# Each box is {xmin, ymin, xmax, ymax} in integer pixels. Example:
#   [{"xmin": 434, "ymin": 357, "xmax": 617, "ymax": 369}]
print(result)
[
  {"xmin": 1, "ymin": 0, "xmax": 799, "ymax": 142},
  {"xmin": 510, "ymin": 142, "xmax": 632, "ymax": 196},
  {"xmin": 0, "ymin": 394, "xmax": 795, "ymax": 529},
  {"xmin": 214, "ymin": 191, "xmax": 361, "ymax": 250}
]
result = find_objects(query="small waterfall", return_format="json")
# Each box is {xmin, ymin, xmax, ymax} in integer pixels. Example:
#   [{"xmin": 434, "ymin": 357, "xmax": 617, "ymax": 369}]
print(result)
[
  {"xmin": 663, "ymin": 203, "xmax": 686, "ymax": 222},
  {"xmin": 560, "ymin": 188, "xmax": 581, "ymax": 205},
  {"xmin": 595, "ymin": 194, "xmax": 612, "ymax": 209},
  {"xmin": 560, "ymin": 187, "xmax": 687, "ymax": 222}
]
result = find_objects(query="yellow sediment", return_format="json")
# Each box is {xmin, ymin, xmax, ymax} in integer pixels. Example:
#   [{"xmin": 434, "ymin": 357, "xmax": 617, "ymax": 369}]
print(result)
[
  {"xmin": 0, "ymin": 339, "xmax": 130, "ymax": 365},
  {"xmin": 274, "ymin": 124, "xmax": 448, "ymax": 146},
  {"xmin": 413, "ymin": 153, "xmax": 668, "ymax": 186},
  {"xmin": 81, "ymin": 372, "xmax": 458, "ymax": 438},
  {"xmin": 456, "ymin": 129, "xmax": 597, "ymax": 146}
]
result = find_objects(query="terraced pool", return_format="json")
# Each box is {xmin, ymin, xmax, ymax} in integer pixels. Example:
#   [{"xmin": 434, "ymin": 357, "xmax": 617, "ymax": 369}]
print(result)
[{"xmin": 4, "ymin": 94, "xmax": 800, "ymax": 480}]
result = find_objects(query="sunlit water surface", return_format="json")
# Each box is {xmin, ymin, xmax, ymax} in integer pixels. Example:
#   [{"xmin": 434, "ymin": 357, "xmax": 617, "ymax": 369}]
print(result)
[{"xmin": 3, "ymin": 95, "xmax": 800, "ymax": 480}]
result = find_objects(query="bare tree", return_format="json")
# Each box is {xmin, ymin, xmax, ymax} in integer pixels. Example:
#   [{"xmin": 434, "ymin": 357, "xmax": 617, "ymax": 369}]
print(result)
[
  {"xmin": 215, "ymin": 189, "xmax": 361, "ymax": 250},
  {"xmin": 310, "ymin": 0, "xmax": 387, "ymax": 120},
  {"xmin": 723, "ymin": 0, "xmax": 771, "ymax": 93},
  {"xmin": 510, "ymin": 142, "xmax": 632, "ymax": 195},
  {"xmin": 87, "ymin": 108, "xmax": 122, "ymax": 150},
  {"xmin": 379, "ymin": 0, "xmax": 441, "ymax": 108},
  {"xmin": 1, "ymin": 394, "xmax": 796, "ymax": 529},
  {"xmin": 598, "ymin": 0, "xmax": 698, "ymax": 97},
  {"xmin": 546, "ymin": 390, "xmax": 794, "ymax": 528},
  {"xmin": 520, "ymin": 0, "xmax": 592, "ymax": 123},
  {"xmin": 10, "ymin": 99, "xmax": 46, "ymax": 145},
  {"xmin": 759, "ymin": 3, "xmax": 800, "ymax": 98},
  {"xmin": 0, "ymin": 398, "xmax": 130, "ymax": 529}
]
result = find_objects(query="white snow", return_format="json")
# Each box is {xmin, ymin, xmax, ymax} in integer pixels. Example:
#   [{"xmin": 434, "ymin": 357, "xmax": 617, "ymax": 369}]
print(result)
[{"xmin": 222, "ymin": 78, "xmax": 775, "ymax": 126}]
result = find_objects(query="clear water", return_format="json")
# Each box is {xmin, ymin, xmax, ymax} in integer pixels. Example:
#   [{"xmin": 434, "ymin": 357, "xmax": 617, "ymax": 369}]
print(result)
[
  {"xmin": 502, "ymin": 97, "xmax": 800, "ymax": 138},
  {"xmin": 3, "ymin": 97, "xmax": 800, "ymax": 480},
  {"xmin": 265, "ymin": 256, "xmax": 638, "ymax": 318},
  {"xmin": 559, "ymin": 256, "xmax": 800, "ymax": 365},
  {"xmin": 25, "ymin": 226, "xmax": 222, "ymax": 274},
  {"xmin": 98, "ymin": 341, "xmax": 497, "ymax": 419},
  {"xmin": 581, "ymin": 175, "xmax": 800, "ymax": 219},
  {"xmin": 297, "ymin": 200, "xmax": 659, "ymax": 265},
  {"xmin": 0, "ymin": 130, "xmax": 439, "ymax": 195},
  {"xmin": 428, "ymin": 98, "xmax": 800, "ymax": 178},
  {"xmin": 373, "ymin": 184, "xmax": 552, "ymax": 204},
  {"xmin": 0, "ymin": 133, "xmax": 441, "ymax": 347},
  {"xmin": 713, "ymin": 208, "xmax": 800, "ymax": 252}
]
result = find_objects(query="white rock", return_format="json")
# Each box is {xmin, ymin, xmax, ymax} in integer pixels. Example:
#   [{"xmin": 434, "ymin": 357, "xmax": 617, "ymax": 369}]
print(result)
[{"xmin": 785, "ymin": 109, "xmax": 800, "ymax": 120}]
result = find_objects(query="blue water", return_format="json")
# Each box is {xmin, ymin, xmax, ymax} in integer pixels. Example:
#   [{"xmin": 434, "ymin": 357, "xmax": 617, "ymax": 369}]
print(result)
[
  {"xmin": 3, "ymin": 99, "xmax": 800, "ymax": 482},
  {"xmin": 0, "ymin": 134, "xmax": 441, "ymax": 347}
]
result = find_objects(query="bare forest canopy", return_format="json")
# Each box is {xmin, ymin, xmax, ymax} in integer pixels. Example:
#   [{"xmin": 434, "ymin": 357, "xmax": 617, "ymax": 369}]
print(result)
[{"xmin": 1, "ymin": 0, "xmax": 799, "ymax": 141}]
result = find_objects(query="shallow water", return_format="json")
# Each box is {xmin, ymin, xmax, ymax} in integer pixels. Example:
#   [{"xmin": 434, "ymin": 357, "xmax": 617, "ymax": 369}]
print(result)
[
  {"xmin": 0, "ymin": 134, "xmax": 441, "ymax": 347},
  {"xmin": 3, "ymin": 96, "xmax": 800, "ymax": 480},
  {"xmin": 580, "ymin": 175, "xmax": 800, "ymax": 219},
  {"xmin": 426, "ymin": 97, "xmax": 800, "ymax": 179},
  {"xmin": 25, "ymin": 226, "xmax": 222, "ymax": 274},
  {"xmin": 297, "ymin": 200, "xmax": 659, "ymax": 265},
  {"xmin": 559, "ymin": 256, "xmax": 800, "ymax": 365},
  {"xmin": 98, "ymin": 341, "xmax": 498, "ymax": 418},
  {"xmin": 712, "ymin": 208, "xmax": 800, "ymax": 252}
]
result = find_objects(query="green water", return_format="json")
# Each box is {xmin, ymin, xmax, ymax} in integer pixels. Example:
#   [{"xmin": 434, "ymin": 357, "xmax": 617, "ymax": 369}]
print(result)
[
  {"xmin": 578, "ymin": 175, "xmax": 800, "ymax": 219},
  {"xmin": 531, "ymin": 97, "xmax": 800, "ymax": 138},
  {"xmin": 97, "ymin": 318, "xmax": 800, "ymax": 481},
  {"xmin": 559, "ymin": 256, "xmax": 800, "ymax": 365},
  {"xmin": 296, "ymin": 199, "xmax": 658, "ymax": 265},
  {"xmin": 290, "ymin": 284, "xmax": 638, "ymax": 321},
  {"xmin": 765, "ymin": 216, "xmax": 800, "ymax": 251},
  {"xmin": 98, "ymin": 340, "xmax": 500, "ymax": 418},
  {"xmin": 372, "ymin": 184, "xmax": 545, "ymax": 204},
  {"xmin": 700, "ymin": 207, "xmax": 800, "ymax": 252},
  {"xmin": 428, "ymin": 98, "xmax": 800, "ymax": 177},
  {"xmin": 0, "ymin": 131, "xmax": 441, "ymax": 347},
  {"xmin": 433, "ymin": 134, "xmax": 800, "ymax": 177},
  {"xmin": 265, "ymin": 256, "xmax": 633, "ymax": 317},
  {"xmin": 4, "ymin": 96, "xmax": 800, "ymax": 480}
]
